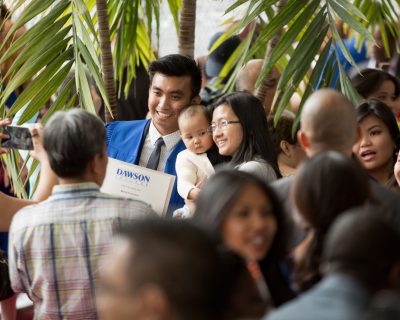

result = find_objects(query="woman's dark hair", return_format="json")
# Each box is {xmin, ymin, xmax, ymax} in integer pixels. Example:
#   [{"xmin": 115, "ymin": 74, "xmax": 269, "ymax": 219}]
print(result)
[
  {"xmin": 211, "ymin": 92, "xmax": 281, "ymax": 178},
  {"xmin": 352, "ymin": 68, "xmax": 400, "ymax": 99},
  {"xmin": 356, "ymin": 100, "xmax": 400, "ymax": 156},
  {"xmin": 292, "ymin": 151, "xmax": 371, "ymax": 291},
  {"xmin": 267, "ymin": 111, "xmax": 298, "ymax": 155},
  {"xmin": 356, "ymin": 100, "xmax": 400, "ymax": 190},
  {"xmin": 195, "ymin": 168, "xmax": 294, "ymax": 305}
]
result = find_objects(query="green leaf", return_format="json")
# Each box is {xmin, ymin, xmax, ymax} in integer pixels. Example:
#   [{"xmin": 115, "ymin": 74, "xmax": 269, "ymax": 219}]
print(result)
[
  {"xmin": 4, "ymin": 25, "xmax": 71, "ymax": 82},
  {"xmin": 1, "ymin": 36, "xmax": 71, "ymax": 107},
  {"xmin": 0, "ymin": 4, "xmax": 70, "ymax": 65},
  {"xmin": 17, "ymin": 61, "xmax": 74, "ymax": 124},
  {"xmin": 328, "ymin": 0, "xmax": 373, "ymax": 42},
  {"xmin": 41, "ymin": 78, "xmax": 75, "ymax": 125},
  {"xmin": 76, "ymin": 37, "xmax": 110, "ymax": 110},
  {"xmin": 256, "ymin": 0, "xmax": 320, "ymax": 87},
  {"xmin": 76, "ymin": 55, "xmax": 96, "ymax": 114},
  {"xmin": 8, "ymin": 48, "xmax": 74, "ymax": 117},
  {"xmin": 2, "ymin": 0, "xmax": 56, "ymax": 48}
]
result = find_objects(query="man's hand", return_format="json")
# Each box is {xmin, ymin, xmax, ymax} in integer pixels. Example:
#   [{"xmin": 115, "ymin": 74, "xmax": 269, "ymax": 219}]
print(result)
[{"xmin": 29, "ymin": 124, "xmax": 47, "ymax": 163}]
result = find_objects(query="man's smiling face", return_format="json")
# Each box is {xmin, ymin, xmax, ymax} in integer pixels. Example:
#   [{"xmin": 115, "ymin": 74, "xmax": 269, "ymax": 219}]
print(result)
[{"xmin": 148, "ymin": 73, "xmax": 193, "ymax": 135}]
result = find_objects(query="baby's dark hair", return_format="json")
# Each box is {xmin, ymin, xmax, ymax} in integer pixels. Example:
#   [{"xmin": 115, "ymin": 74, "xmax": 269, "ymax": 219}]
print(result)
[{"xmin": 178, "ymin": 104, "xmax": 211, "ymax": 123}]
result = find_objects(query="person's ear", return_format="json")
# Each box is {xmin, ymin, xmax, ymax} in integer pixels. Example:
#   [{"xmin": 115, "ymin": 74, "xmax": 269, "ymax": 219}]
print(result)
[
  {"xmin": 135, "ymin": 285, "xmax": 171, "ymax": 320},
  {"xmin": 191, "ymin": 95, "xmax": 201, "ymax": 105},
  {"xmin": 298, "ymin": 130, "xmax": 309, "ymax": 150},
  {"xmin": 280, "ymin": 140, "xmax": 291, "ymax": 157},
  {"xmin": 90, "ymin": 152, "xmax": 106, "ymax": 177}
]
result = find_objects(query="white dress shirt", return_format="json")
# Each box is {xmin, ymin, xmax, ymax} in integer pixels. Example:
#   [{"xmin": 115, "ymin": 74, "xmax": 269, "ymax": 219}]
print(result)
[{"xmin": 138, "ymin": 121, "xmax": 182, "ymax": 171}]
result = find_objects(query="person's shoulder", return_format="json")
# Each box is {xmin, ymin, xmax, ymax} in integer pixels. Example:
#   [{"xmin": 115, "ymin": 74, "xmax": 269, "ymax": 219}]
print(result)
[
  {"xmin": 9, "ymin": 201, "xmax": 49, "ymax": 233},
  {"xmin": 271, "ymin": 175, "xmax": 294, "ymax": 189},
  {"xmin": 106, "ymin": 119, "xmax": 148, "ymax": 132},
  {"xmin": 264, "ymin": 297, "xmax": 309, "ymax": 320},
  {"xmin": 98, "ymin": 192, "xmax": 156, "ymax": 215},
  {"xmin": 177, "ymin": 149, "xmax": 192, "ymax": 158},
  {"xmin": 239, "ymin": 159, "xmax": 277, "ymax": 181}
]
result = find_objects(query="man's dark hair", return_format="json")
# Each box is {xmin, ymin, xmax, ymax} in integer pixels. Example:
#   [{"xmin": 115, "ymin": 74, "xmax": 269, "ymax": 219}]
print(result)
[
  {"xmin": 43, "ymin": 109, "xmax": 106, "ymax": 178},
  {"xmin": 118, "ymin": 218, "xmax": 224, "ymax": 320},
  {"xmin": 149, "ymin": 54, "xmax": 202, "ymax": 99},
  {"xmin": 323, "ymin": 206, "xmax": 400, "ymax": 291}
]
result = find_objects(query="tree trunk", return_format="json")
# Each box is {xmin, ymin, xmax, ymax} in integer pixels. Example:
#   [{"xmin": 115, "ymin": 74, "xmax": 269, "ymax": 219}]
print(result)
[
  {"xmin": 96, "ymin": 0, "xmax": 118, "ymax": 122},
  {"xmin": 256, "ymin": 0, "xmax": 287, "ymax": 115},
  {"xmin": 178, "ymin": 0, "xmax": 197, "ymax": 57}
]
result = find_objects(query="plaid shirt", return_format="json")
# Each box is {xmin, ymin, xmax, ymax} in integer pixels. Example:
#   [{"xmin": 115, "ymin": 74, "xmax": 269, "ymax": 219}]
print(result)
[{"xmin": 8, "ymin": 182, "xmax": 153, "ymax": 319}]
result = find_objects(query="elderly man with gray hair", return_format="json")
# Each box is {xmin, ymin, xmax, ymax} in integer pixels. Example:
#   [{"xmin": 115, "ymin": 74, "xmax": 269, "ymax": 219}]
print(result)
[{"xmin": 8, "ymin": 109, "xmax": 155, "ymax": 319}]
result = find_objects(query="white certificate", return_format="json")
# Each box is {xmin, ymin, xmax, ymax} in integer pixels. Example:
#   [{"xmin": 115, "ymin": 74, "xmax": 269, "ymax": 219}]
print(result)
[{"xmin": 101, "ymin": 157, "xmax": 175, "ymax": 216}]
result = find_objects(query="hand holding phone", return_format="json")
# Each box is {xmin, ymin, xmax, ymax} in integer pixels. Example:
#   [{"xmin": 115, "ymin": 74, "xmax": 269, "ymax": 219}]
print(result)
[
  {"xmin": 1, "ymin": 125, "xmax": 33, "ymax": 150},
  {"xmin": 0, "ymin": 119, "xmax": 11, "ymax": 154}
]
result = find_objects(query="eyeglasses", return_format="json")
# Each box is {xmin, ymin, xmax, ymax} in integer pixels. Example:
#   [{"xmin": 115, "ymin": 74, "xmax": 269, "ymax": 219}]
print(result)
[{"xmin": 208, "ymin": 120, "xmax": 241, "ymax": 133}]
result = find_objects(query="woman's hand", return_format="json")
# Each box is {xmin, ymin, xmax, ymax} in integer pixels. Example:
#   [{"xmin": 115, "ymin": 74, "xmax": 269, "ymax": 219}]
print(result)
[{"xmin": 0, "ymin": 118, "xmax": 11, "ymax": 154}]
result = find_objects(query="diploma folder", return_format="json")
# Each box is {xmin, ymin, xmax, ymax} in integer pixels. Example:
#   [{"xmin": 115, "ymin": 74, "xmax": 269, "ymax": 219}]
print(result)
[{"xmin": 101, "ymin": 157, "xmax": 175, "ymax": 216}]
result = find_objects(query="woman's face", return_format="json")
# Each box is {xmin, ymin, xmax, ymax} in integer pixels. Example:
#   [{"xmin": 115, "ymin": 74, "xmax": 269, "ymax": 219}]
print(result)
[
  {"xmin": 221, "ymin": 183, "xmax": 278, "ymax": 261},
  {"xmin": 212, "ymin": 104, "xmax": 244, "ymax": 156},
  {"xmin": 368, "ymin": 80, "xmax": 400, "ymax": 115},
  {"xmin": 352, "ymin": 115, "xmax": 395, "ymax": 175}
]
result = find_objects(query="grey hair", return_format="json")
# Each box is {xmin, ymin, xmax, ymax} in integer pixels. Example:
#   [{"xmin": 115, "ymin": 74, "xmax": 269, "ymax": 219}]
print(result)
[{"xmin": 43, "ymin": 109, "xmax": 106, "ymax": 178}]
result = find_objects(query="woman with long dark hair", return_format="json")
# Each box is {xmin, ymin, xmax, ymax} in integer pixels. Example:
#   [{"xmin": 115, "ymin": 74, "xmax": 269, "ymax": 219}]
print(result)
[
  {"xmin": 209, "ymin": 92, "xmax": 281, "ymax": 181},
  {"xmin": 292, "ymin": 151, "xmax": 370, "ymax": 291},
  {"xmin": 195, "ymin": 169, "xmax": 294, "ymax": 312}
]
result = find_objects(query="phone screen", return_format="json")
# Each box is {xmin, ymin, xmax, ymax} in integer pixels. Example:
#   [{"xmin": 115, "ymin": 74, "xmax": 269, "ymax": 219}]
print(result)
[{"xmin": 1, "ymin": 126, "xmax": 33, "ymax": 150}]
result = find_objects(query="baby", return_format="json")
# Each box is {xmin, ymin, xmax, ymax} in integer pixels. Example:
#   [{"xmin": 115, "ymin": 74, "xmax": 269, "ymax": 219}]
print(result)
[{"xmin": 174, "ymin": 105, "xmax": 215, "ymax": 218}]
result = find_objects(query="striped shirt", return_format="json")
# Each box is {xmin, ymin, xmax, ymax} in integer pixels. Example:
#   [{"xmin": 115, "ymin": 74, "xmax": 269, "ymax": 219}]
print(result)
[
  {"xmin": 138, "ymin": 121, "xmax": 182, "ymax": 171},
  {"xmin": 8, "ymin": 182, "xmax": 154, "ymax": 319}
]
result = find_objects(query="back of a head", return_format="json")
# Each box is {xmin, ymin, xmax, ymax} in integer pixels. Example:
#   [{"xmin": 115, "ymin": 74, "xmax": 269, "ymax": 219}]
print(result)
[
  {"xmin": 44, "ymin": 109, "xmax": 105, "ymax": 178},
  {"xmin": 293, "ymin": 151, "xmax": 370, "ymax": 232},
  {"xmin": 235, "ymin": 59, "xmax": 264, "ymax": 93},
  {"xmin": 300, "ymin": 89, "xmax": 357, "ymax": 154},
  {"xmin": 268, "ymin": 111, "xmax": 297, "ymax": 154},
  {"xmin": 352, "ymin": 68, "xmax": 400, "ymax": 99},
  {"xmin": 149, "ymin": 54, "xmax": 202, "ymax": 99},
  {"xmin": 205, "ymin": 31, "xmax": 241, "ymax": 80},
  {"xmin": 362, "ymin": 290, "xmax": 400, "ymax": 320},
  {"xmin": 119, "ymin": 218, "xmax": 223, "ymax": 320},
  {"xmin": 323, "ymin": 207, "xmax": 400, "ymax": 290}
]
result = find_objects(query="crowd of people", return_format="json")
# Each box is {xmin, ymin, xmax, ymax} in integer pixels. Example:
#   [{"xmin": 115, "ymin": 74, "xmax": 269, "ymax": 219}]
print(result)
[{"xmin": 1, "ymin": 20, "xmax": 400, "ymax": 320}]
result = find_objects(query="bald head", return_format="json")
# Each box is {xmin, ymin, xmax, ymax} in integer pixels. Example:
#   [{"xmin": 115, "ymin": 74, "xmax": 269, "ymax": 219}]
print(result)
[
  {"xmin": 236, "ymin": 59, "xmax": 279, "ymax": 112},
  {"xmin": 300, "ymin": 89, "xmax": 357, "ymax": 156},
  {"xmin": 236, "ymin": 59, "xmax": 264, "ymax": 93}
]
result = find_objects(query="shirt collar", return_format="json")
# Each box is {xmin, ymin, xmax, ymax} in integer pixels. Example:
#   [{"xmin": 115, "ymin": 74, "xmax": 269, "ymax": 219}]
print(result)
[
  {"xmin": 149, "ymin": 121, "xmax": 182, "ymax": 152},
  {"xmin": 51, "ymin": 182, "xmax": 100, "ymax": 196}
]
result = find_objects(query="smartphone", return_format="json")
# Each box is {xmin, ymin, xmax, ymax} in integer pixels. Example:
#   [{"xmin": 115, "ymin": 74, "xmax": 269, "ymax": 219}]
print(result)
[{"xmin": 1, "ymin": 125, "xmax": 33, "ymax": 150}]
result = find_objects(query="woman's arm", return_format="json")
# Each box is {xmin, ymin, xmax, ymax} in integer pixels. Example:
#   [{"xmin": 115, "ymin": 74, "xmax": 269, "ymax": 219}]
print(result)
[
  {"xmin": 0, "ymin": 123, "xmax": 57, "ymax": 231},
  {"xmin": 29, "ymin": 125, "xmax": 57, "ymax": 201}
]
